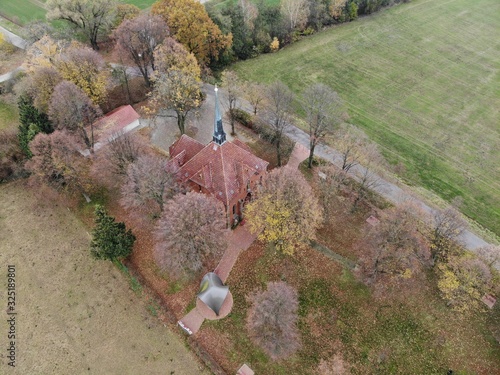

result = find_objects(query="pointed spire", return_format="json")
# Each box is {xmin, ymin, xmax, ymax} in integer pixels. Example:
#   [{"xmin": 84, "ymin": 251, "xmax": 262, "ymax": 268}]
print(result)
[{"xmin": 213, "ymin": 85, "xmax": 226, "ymax": 145}]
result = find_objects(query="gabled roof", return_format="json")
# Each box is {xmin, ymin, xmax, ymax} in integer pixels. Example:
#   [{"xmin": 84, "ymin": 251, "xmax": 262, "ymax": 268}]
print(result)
[
  {"xmin": 175, "ymin": 136, "xmax": 269, "ymax": 207},
  {"xmin": 93, "ymin": 105, "xmax": 140, "ymax": 140},
  {"xmin": 170, "ymin": 134, "xmax": 205, "ymax": 163}
]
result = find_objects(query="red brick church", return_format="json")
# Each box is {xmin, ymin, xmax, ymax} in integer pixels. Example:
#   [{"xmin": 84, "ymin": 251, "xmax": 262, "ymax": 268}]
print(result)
[{"xmin": 169, "ymin": 87, "xmax": 269, "ymax": 226}]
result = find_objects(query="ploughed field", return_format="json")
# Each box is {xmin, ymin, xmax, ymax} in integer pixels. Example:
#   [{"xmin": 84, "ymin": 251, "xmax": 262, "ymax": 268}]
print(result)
[{"xmin": 233, "ymin": 0, "xmax": 500, "ymax": 236}]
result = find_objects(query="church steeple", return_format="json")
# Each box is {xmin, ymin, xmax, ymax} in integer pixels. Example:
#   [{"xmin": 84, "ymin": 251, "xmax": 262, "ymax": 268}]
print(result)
[{"xmin": 213, "ymin": 85, "xmax": 226, "ymax": 145}]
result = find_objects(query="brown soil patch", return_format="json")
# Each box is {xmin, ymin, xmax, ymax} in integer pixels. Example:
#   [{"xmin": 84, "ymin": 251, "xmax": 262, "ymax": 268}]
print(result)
[{"xmin": 0, "ymin": 180, "xmax": 208, "ymax": 374}]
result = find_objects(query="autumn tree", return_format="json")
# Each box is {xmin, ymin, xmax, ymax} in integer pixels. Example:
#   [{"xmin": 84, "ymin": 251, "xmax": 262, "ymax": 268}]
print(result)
[
  {"xmin": 22, "ymin": 20, "xmax": 56, "ymax": 47},
  {"xmin": 113, "ymin": 14, "xmax": 169, "ymax": 87},
  {"xmin": 149, "ymin": 39, "xmax": 203, "ymax": 135},
  {"xmin": 25, "ymin": 35, "xmax": 67, "ymax": 72},
  {"xmin": 476, "ymin": 245, "xmax": 500, "ymax": 270},
  {"xmin": 121, "ymin": 154, "xmax": 182, "ymax": 219},
  {"xmin": 357, "ymin": 202, "xmax": 431, "ymax": 284},
  {"xmin": 245, "ymin": 167, "xmax": 322, "ymax": 255},
  {"xmin": 431, "ymin": 206, "xmax": 468, "ymax": 264},
  {"xmin": 303, "ymin": 83, "xmax": 345, "ymax": 168},
  {"xmin": 27, "ymin": 130, "xmax": 92, "ymax": 193},
  {"xmin": 247, "ymin": 282, "xmax": 300, "ymax": 360},
  {"xmin": 280, "ymin": 0, "xmax": 310, "ymax": 31},
  {"xmin": 154, "ymin": 192, "xmax": 228, "ymax": 279},
  {"xmin": 263, "ymin": 81, "xmax": 295, "ymax": 167},
  {"xmin": 437, "ymin": 252, "xmax": 494, "ymax": 313},
  {"xmin": 101, "ymin": 133, "xmax": 141, "ymax": 176},
  {"xmin": 20, "ymin": 66, "xmax": 62, "ymax": 113},
  {"xmin": 113, "ymin": 3, "xmax": 140, "ymax": 27},
  {"xmin": 56, "ymin": 44, "xmax": 109, "ymax": 104},
  {"xmin": 48, "ymin": 81, "xmax": 102, "ymax": 150},
  {"xmin": 221, "ymin": 70, "xmax": 241, "ymax": 135},
  {"xmin": 335, "ymin": 125, "xmax": 379, "ymax": 176},
  {"xmin": 46, "ymin": 0, "xmax": 118, "ymax": 50},
  {"xmin": 152, "ymin": 0, "xmax": 232, "ymax": 66},
  {"xmin": 90, "ymin": 204, "xmax": 135, "ymax": 261},
  {"xmin": 351, "ymin": 161, "xmax": 383, "ymax": 210},
  {"xmin": 244, "ymin": 82, "xmax": 266, "ymax": 115}
]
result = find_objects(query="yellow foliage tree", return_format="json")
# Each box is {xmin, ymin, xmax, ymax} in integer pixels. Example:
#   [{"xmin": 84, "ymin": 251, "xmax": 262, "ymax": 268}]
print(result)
[
  {"xmin": 269, "ymin": 37, "xmax": 280, "ymax": 52},
  {"xmin": 56, "ymin": 43, "xmax": 109, "ymax": 104},
  {"xmin": 437, "ymin": 252, "xmax": 494, "ymax": 313},
  {"xmin": 152, "ymin": 0, "xmax": 232, "ymax": 66},
  {"xmin": 148, "ymin": 38, "xmax": 202, "ymax": 135},
  {"xmin": 26, "ymin": 35, "xmax": 66, "ymax": 72},
  {"xmin": 245, "ymin": 167, "xmax": 323, "ymax": 255}
]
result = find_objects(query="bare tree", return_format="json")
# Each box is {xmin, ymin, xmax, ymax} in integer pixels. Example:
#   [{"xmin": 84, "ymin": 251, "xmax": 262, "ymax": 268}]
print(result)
[
  {"xmin": 476, "ymin": 245, "xmax": 500, "ymax": 270},
  {"xmin": 303, "ymin": 83, "xmax": 345, "ymax": 168},
  {"xmin": 335, "ymin": 125, "xmax": 376, "ymax": 175},
  {"xmin": 238, "ymin": 0, "xmax": 258, "ymax": 30},
  {"xmin": 221, "ymin": 71, "xmax": 240, "ymax": 135},
  {"xmin": 46, "ymin": 0, "xmax": 118, "ymax": 50},
  {"xmin": 245, "ymin": 167, "xmax": 323, "ymax": 255},
  {"xmin": 280, "ymin": 0, "xmax": 310, "ymax": 31},
  {"xmin": 431, "ymin": 206, "xmax": 468, "ymax": 263},
  {"xmin": 263, "ymin": 81, "xmax": 295, "ymax": 167},
  {"xmin": 247, "ymin": 282, "xmax": 300, "ymax": 360},
  {"xmin": 154, "ymin": 192, "xmax": 228, "ymax": 279},
  {"xmin": 121, "ymin": 154, "xmax": 181, "ymax": 219},
  {"xmin": 27, "ymin": 130, "xmax": 92, "ymax": 194},
  {"xmin": 113, "ymin": 14, "xmax": 169, "ymax": 87},
  {"xmin": 48, "ymin": 81, "xmax": 102, "ymax": 151},
  {"xmin": 351, "ymin": 163, "xmax": 383, "ymax": 210},
  {"xmin": 357, "ymin": 202, "xmax": 431, "ymax": 284},
  {"xmin": 92, "ymin": 132, "xmax": 142, "ymax": 188},
  {"xmin": 244, "ymin": 82, "xmax": 266, "ymax": 116}
]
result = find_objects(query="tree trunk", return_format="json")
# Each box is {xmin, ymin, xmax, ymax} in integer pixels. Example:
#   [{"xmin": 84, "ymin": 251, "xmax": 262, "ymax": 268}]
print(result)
[
  {"xmin": 177, "ymin": 112, "xmax": 186, "ymax": 135},
  {"xmin": 230, "ymin": 109, "xmax": 235, "ymax": 135},
  {"xmin": 90, "ymin": 36, "xmax": 99, "ymax": 51},
  {"xmin": 276, "ymin": 137, "xmax": 282, "ymax": 167},
  {"xmin": 308, "ymin": 142, "xmax": 316, "ymax": 168}
]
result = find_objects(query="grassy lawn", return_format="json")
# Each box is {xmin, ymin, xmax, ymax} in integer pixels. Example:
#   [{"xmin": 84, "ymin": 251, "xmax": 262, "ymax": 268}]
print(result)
[
  {"xmin": 232, "ymin": 0, "xmax": 500, "ymax": 236},
  {"xmin": 125, "ymin": 0, "xmax": 159, "ymax": 9},
  {"xmin": 0, "ymin": 181, "xmax": 209, "ymax": 374},
  {"xmin": 0, "ymin": 99, "xmax": 18, "ymax": 131},
  {"xmin": 0, "ymin": 0, "xmax": 158, "ymax": 27},
  {"xmin": 0, "ymin": 0, "xmax": 46, "ymax": 25},
  {"xmin": 204, "ymin": 240, "xmax": 500, "ymax": 374}
]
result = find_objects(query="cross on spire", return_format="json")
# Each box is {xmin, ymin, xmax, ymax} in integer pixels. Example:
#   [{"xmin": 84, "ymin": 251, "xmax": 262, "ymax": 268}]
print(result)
[{"xmin": 213, "ymin": 85, "xmax": 227, "ymax": 145}]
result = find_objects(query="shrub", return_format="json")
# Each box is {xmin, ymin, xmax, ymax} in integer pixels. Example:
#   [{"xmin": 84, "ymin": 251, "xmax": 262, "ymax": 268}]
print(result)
[
  {"xmin": 231, "ymin": 108, "xmax": 254, "ymax": 129},
  {"xmin": 0, "ymin": 130, "xmax": 25, "ymax": 182}
]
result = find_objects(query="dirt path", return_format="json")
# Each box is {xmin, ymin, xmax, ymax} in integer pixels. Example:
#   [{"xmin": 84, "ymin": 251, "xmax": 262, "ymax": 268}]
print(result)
[{"xmin": 0, "ymin": 181, "xmax": 209, "ymax": 374}]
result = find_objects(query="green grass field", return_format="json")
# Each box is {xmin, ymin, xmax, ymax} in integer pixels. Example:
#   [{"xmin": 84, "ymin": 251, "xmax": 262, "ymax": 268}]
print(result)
[
  {"xmin": 0, "ymin": 0, "xmax": 157, "ymax": 26},
  {"xmin": 0, "ymin": 100, "xmax": 18, "ymax": 131},
  {"xmin": 233, "ymin": 0, "xmax": 500, "ymax": 236},
  {"xmin": 0, "ymin": 0, "xmax": 46, "ymax": 25}
]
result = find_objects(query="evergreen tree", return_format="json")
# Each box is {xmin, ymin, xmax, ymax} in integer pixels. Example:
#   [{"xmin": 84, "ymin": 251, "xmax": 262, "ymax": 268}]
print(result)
[
  {"xmin": 18, "ymin": 95, "xmax": 53, "ymax": 157},
  {"xmin": 90, "ymin": 205, "xmax": 136, "ymax": 260}
]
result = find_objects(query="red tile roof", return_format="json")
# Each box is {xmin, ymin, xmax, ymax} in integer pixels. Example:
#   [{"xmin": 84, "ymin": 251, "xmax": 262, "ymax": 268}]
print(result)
[
  {"xmin": 92, "ymin": 105, "xmax": 140, "ymax": 141},
  {"xmin": 172, "ymin": 136, "xmax": 268, "ymax": 208},
  {"xmin": 170, "ymin": 134, "xmax": 205, "ymax": 162}
]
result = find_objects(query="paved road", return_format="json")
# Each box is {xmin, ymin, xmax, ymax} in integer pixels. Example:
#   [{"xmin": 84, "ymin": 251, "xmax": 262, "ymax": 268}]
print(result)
[
  {"xmin": 0, "ymin": 25, "xmax": 27, "ymax": 49},
  {"xmin": 211, "ymin": 83, "xmax": 492, "ymax": 253}
]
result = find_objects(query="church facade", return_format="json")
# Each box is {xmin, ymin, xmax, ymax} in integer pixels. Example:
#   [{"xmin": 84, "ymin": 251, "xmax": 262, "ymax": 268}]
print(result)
[{"xmin": 169, "ymin": 87, "xmax": 269, "ymax": 226}]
